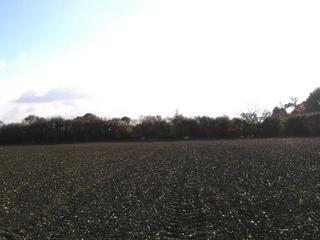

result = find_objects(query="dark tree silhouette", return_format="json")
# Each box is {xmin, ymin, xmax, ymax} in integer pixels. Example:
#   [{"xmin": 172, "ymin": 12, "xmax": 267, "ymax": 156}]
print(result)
[
  {"xmin": 1, "ymin": 88, "xmax": 320, "ymax": 144},
  {"xmin": 272, "ymin": 107, "xmax": 287, "ymax": 118},
  {"xmin": 305, "ymin": 88, "xmax": 320, "ymax": 112},
  {"xmin": 259, "ymin": 117, "xmax": 283, "ymax": 137}
]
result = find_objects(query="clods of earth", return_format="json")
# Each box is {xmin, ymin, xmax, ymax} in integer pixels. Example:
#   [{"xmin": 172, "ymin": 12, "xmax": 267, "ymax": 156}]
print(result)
[{"xmin": 1, "ymin": 138, "xmax": 320, "ymax": 239}]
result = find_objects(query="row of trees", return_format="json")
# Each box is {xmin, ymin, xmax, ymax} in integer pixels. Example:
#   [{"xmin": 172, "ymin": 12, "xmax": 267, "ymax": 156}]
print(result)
[
  {"xmin": 0, "ymin": 88, "xmax": 320, "ymax": 144},
  {"xmin": 1, "ymin": 111, "xmax": 320, "ymax": 144},
  {"xmin": 0, "ymin": 113, "xmax": 258, "ymax": 144}
]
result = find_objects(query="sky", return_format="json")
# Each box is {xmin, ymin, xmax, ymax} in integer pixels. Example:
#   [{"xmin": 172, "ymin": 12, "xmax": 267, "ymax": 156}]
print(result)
[{"xmin": 0, "ymin": 0, "xmax": 320, "ymax": 123}]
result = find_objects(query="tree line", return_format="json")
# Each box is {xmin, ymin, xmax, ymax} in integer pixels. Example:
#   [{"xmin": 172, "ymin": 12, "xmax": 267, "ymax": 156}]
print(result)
[{"xmin": 0, "ymin": 88, "xmax": 320, "ymax": 144}]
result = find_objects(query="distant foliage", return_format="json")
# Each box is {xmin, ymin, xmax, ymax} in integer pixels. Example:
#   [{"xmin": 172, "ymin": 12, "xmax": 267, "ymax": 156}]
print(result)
[
  {"xmin": 258, "ymin": 117, "xmax": 284, "ymax": 137},
  {"xmin": 306, "ymin": 113, "xmax": 320, "ymax": 136},
  {"xmin": 134, "ymin": 116, "xmax": 173, "ymax": 140},
  {"xmin": 1, "ymin": 111, "xmax": 320, "ymax": 144},
  {"xmin": 285, "ymin": 115, "xmax": 309, "ymax": 137},
  {"xmin": 272, "ymin": 107, "xmax": 287, "ymax": 118},
  {"xmin": 2, "ymin": 87, "xmax": 320, "ymax": 144},
  {"xmin": 305, "ymin": 88, "xmax": 320, "ymax": 112},
  {"xmin": 0, "ymin": 113, "xmax": 247, "ymax": 144}
]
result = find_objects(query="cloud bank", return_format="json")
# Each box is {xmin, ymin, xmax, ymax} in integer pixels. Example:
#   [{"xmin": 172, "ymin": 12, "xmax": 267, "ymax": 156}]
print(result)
[
  {"xmin": 0, "ymin": 60, "xmax": 7, "ymax": 70},
  {"xmin": 15, "ymin": 88, "xmax": 89, "ymax": 103}
]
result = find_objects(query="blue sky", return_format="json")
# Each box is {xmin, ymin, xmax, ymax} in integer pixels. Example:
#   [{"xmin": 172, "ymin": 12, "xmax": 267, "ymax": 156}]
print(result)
[
  {"xmin": 1, "ymin": 0, "xmax": 320, "ymax": 123},
  {"xmin": 0, "ymin": 0, "xmax": 145, "ymax": 69}
]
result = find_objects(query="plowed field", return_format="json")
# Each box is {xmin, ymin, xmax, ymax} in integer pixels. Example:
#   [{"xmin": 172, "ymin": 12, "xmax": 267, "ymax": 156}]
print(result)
[{"xmin": 1, "ymin": 139, "xmax": 320, "ymax": 239}]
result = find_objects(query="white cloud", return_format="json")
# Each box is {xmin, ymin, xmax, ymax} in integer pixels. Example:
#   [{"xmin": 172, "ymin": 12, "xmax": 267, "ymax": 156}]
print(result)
[
  {"xmin": 0, "ymin": 60, "xmax": 7, "ymax": 70},
  {"xmin": 1, "ymin": 0, "xmax": 320, "ymax": 122},
  {"xmin": 0, "ymin": 106, "xmax": 35, "ymax": 123},
  {"xmin": 15, "ymin": 88, "xmax": 89, "ymax": 103},
  {"xmin": 16, "ymin": 52, "xmax": 29, "ymax": 67}
]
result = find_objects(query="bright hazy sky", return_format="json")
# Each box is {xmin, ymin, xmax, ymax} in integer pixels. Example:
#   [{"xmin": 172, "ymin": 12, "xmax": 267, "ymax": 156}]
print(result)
[{"xmin": 1, "ymin": 0, "xmax": 320, "ymax": 123}]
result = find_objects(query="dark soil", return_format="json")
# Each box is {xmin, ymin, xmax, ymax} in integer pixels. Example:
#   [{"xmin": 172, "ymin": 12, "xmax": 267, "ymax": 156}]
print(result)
[{"xmin": 1, "ymin": 139, "xmax": 320, "ymax": 239}]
